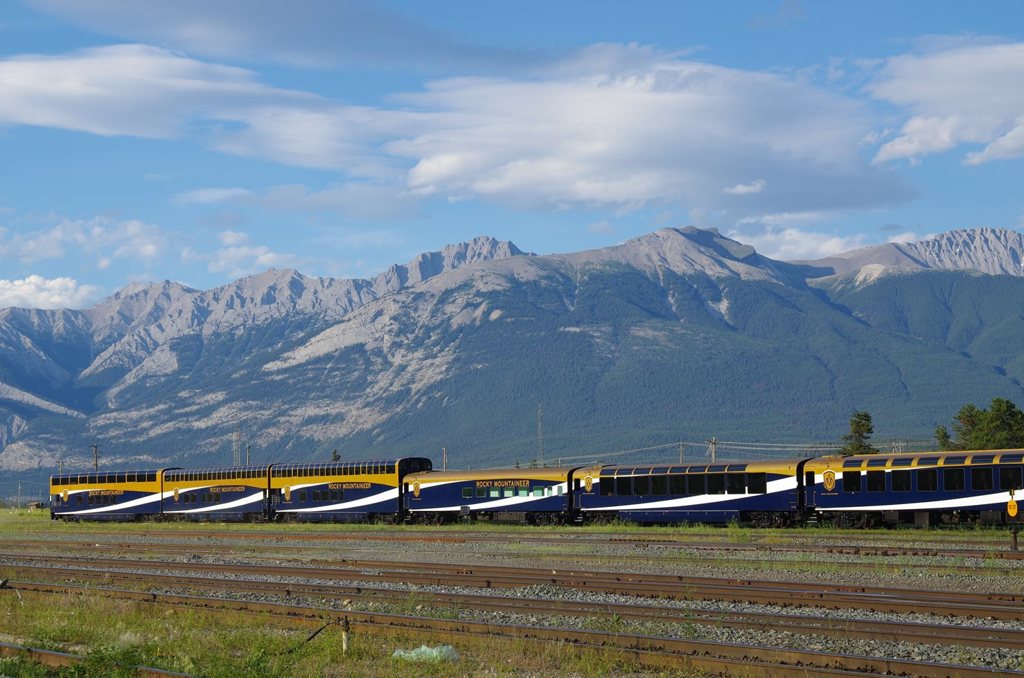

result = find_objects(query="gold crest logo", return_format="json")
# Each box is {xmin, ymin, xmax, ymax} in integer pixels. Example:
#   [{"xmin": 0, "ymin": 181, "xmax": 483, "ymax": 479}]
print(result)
[
  {"xmin": 283, "ymin": 486, "xmax": 292, "ymax": 502},
  {"xmin": 413, "ymin": 481, "xmax": 421, "ymax": 498},
  {"xmin": 584, "ymin": 475, "xmax": 593, "ymax": 492},
  {"xmin": 173, "ymin": 487, "xmax": 180, "ymax": 502},
  {"xmin": 62, "ymin": 489, "xmax": 69, "ymax": 503},
  {"xmin": 822, "ymin": 470, "xmax": 836, "ymax": 492}
]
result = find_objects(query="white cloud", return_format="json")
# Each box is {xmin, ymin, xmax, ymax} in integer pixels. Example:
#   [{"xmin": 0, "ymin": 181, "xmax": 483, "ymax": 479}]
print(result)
[
  {"xmin": 587, "ymin": 220, "xmax": 615, "ymax": 235},
  {"xmin": 0, "ymin": 42, "xmax": 912, "ymax": 222},
  {"xmin": 201, "ymin": 231, "xmax": 305, "ymax": 278},
  {"xmin": 0, "ymin": 217, "xmax": 167, "ymax": 267},
  {"xmin": 729, "ymin": 226, "xmax": 868, "ymax": 261},
  {"xmin": 173, "ymin": 187, "xmax": 254, "ymax": 205},
  {"xmin": 723, "ymin": 179, "xmax": 766, "ymax": 195},
  {"xmin": 870, "ymin": 42, "xmax": 1024, "ymax": 165},
  {"xmin": 0, "ymin": 275, "xmax": 101, "ymax": 309}
]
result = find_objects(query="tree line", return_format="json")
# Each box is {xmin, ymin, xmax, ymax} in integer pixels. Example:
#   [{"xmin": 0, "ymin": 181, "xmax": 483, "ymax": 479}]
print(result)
[{"xmin": 840, "ymin": 397, "xmax": 1024, "ymax": 455}]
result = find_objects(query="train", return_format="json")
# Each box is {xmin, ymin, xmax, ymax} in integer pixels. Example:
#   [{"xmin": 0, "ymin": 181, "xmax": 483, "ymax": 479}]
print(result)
[{"xmin": 49, "ymin": 449, "xmax": 1023, "ymax": 527}]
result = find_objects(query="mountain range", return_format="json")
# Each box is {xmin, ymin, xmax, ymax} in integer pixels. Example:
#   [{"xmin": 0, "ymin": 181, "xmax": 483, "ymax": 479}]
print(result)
[{"xmin": 3, "ymin": 225, "xmax": 1024, "ymax": 499}]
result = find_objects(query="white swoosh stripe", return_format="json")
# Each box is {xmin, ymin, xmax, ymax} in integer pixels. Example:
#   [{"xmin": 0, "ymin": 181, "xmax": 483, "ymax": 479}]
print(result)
[
  {"xmin": 278, "ymin": 487, "xmax": 399, "ymax": 513},
  {"xmin": 581, "ymin": 477, "xmax": 797, "ymax": 511},
  {"xmin": 816, "ymin": 490, "xmax": 1015, "ymax": 512}
]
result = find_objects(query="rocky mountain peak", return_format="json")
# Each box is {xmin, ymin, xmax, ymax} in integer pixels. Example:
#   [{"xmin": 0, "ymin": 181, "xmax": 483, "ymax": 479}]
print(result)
[{"xmin": 801, "ymin": 226, "xmax": 1024, "ymax": 279}]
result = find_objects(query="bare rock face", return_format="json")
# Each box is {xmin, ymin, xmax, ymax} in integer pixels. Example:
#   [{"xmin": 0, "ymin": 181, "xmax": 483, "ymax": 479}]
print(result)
[{"xmin": 800, "ymin": 227, "xmax": 1024, "ymax": 280}]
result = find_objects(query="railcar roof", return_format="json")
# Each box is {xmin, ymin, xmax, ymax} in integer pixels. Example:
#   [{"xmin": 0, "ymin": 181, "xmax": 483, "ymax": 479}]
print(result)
[{"xmin": 404, "ymin": 467, "xmax": 574, "ymax": 482}]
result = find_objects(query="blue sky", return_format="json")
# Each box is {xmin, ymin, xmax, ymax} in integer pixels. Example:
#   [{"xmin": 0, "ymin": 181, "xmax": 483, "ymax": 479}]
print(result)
[{"xmin": 1, "ymin": 0, "xmax": 1023, "ymax": 308}]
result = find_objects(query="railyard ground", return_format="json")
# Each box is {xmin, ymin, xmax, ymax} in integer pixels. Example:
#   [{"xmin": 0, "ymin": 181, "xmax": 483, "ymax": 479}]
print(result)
[{"xmin": 1, "ymin": 509, "xmax": 1021, "ymax": 677}]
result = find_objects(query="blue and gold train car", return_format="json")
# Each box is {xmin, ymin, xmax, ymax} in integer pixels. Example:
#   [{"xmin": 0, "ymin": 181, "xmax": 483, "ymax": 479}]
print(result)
[
  {"xmin": 271, "ymin": 458, "xmax": 432, "ymax": 522},
  {"xmin": 50, "ymin": 469, "xmax": 170, "ymax": 521},
  {"xmin": 162, "ymin": 465, "xmax": 270, "ymax": 521},
  {"xmin": 803, "ymin": 450, "xmax": 1024, "ymax": 526},
  {"xmin": 576, "ymin": 460, "xmax": 801, "ymax": 525},
  {"xmin": 402, "ymin": 466, "xmax": 589, "ymax": 523}
]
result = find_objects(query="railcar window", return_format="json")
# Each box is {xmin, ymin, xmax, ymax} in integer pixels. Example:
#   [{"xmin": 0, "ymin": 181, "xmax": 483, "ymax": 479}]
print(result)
[
  {"xmin": 707, "ymin": 474, "xmax": 726, "ymax": 494},
  {"xmin": 726, "ymin": 474, "xmax": 745, "ymax": 494},
  {"xmin": 387, "ymin": 464, "xmax": 396, "ymax": 474},
  {"xmin": 918, "ymin": 469, "xmax": 938, "ymax": 491},
  {"xmin": 747, "ymin": 473, "xmax": 767, "ymax": 494},
  {"xmin": 944, "ymin": 456, "xmax": 966, "ymax": 466},
  {"xmin": 600, "ymin": 478, "xmax": 614, "ymax": 495},
  {"xmin": 633, "ymin": 476, "xmax": 650, "ymax": 496},
  {"xmin": 615, "ymin": 476, "xmax": 632, "ymax": 496},
  {"xmin": 892, "ymin": 470, "xmax": 911, "ymax": 492},
  {"xmin": 518, "ymin": 488, "xmax": 529, "ymax": 497},
  {"xmin": 842, "ymin": 471, "xmax": 861, "ymax": 493},
  {"xmin": 892, "ymin": 458, "xmax": 913, "ymax": 467},
  {"xmin": 477, "ymin": 487, "xmax": 487, "ymax": 498},
  {"xmin": 1002, "ymin": 454, "xmax": 1024, "ymax": 464},
  {"xmin": 652, "ymin": 475, "xmax": 668, "ymax": 495},
  {"xmin": 999, "ymin": 466, "xmax": 1022, "ymax": 490},
  {"xmin": 533, "ymin": 488, "xmax": 544, "ymax": 497},
  {"xmin": 556, "ymin": 486, "xmax": 565, "ymax": 495},
  {"xmin": 688, "ymin": 475, "xmax": 706, "ymax": 495},
  {"xmin": 299, "ymin": 490, "xmax": 307, "ymax": 502},
  {"xmin": 867, "ymin": 458, "xmax": 887, "ymax": 468},
  {"xmin": 943, "ymin": 468, "xmax": 965, "ymax": 492},
  {"xmin": 917, "ymin": 457, "xmax": 939, "ymax": 466},
  {"xmin": 503, "ymin": 488, "xmax": 515, "ymax": 498},
  {"xmin": 866, "ymin": 471, "xmax": 885, "ymax": 492},
  {"xmin": 973, "ymin": 455, "xmax": 995, "ymax": 464},
  {"xmin": 972, "ymin": 467, "xmax": 994, "ymax": 491},
  {"xmin": 842, "ymin": 460, "xmax": 861, "ymax": 469},
  {"xmin": 669, "ymin": 475, "xmax": 686, "ymax": 495},
  {"xmin": 489, "ymin": 489, "xmax": 500, "ymax": 498}
]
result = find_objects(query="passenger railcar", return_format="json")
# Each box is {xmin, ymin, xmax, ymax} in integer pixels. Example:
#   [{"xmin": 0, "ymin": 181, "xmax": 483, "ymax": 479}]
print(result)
[
  {"xmin": 162, "ymin": 465, "xmax": 270, "ymax": 521},
  {"xmin": 804, "ymin": 450, "xmax": 1024, "ymax": 526},
  {"xmin": 50, "ymin": 469, "xmax": 170, "ymax": 520},
  {"xmin": 271, "ymin": 457, "xmax": 431, "ymax": 522},
  {"xmin": 575, "ymin": 460, "xmax": 801, "ymax": 525},
  {"xmin": 402, "ymin": 465, "xmax": 595, "ymax": 523}
]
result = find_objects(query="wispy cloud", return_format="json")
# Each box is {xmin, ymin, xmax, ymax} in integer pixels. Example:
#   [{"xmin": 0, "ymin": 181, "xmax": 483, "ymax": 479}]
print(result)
[
  {"xmin": 870, "ymin": 42, "xmax": 1024, "ymax": 165},
  {"xmin": 729, "ymin": 226, "xmax": 869, "ymax": 261},
  {"xmin": 0, "ymin": 275, "xmax": 101, "ymax": 309},
  {"xmin": 0, "ymin": 216, "xmax": 168, "ymax": 268},
  {"xmin": 723, "ymin": 179, "xmax": 767, "ymax": 195},
  {"xmin": 0, "ymin": 42, "xmax": 913, "ymax": 225},
  {"xmin": 29, "ymin": 0, "xmax": 537, "ymax": 71},
  {"xmin": 172, "ymin": 187, "xmax": 254, "ymax": 205},
  {"xmin": 199, "ymin": 230, "xmax": 306, "ymax": 278}
]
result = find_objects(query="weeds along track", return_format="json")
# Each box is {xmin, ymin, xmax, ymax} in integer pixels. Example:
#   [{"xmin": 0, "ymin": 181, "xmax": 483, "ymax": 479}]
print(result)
[
  {"xmin": 4, "ymin": 552, "xmax": 1024, "ymax": 619},
  {"xmin": 6, "ymin": 565, "xmax": 1024, "ymax": 651},
  {"xmin": 0, "ymin": 641, "xmax": 188, "ymax": 677},
  {"xmin": 6, "ymin": 580, "xmax": 1022, "ymax": 678}
]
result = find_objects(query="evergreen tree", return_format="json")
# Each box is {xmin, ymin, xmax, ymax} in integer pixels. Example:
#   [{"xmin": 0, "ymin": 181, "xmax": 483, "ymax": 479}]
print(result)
[
  {"xmin": 840, "ymin": 411, "xmax": 876, "ymax": 455},
  {"xmin": 936, "ymin": 398, "xmax": 1024, "ymax": 450}
]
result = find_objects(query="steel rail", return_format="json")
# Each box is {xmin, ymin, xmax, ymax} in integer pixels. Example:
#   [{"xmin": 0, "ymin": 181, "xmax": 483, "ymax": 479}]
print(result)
[
  {"xmin": 4, "ymin": 536, "xmax": 1022, "ymax": 576},
  {"xmin": 0, "ymin": 641, "xmax": 190, "ymax": 677}
]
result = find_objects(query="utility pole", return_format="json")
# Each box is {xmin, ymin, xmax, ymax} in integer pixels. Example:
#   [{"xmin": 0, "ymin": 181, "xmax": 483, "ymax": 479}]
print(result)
[
  {"xmin": 246, "ymin": 444, "xmax": 251, "ymax": 465},
  {"xmin": 706, "ymin": 437, "xmax": 717, "ymax": 463},
  {"xmin": 232, "ymin": 429, "xmax": 242, "ymax": 467},
  {"xmin": 678, "ymin": 442, "xmax": 684, "ymax": 464},
  {"xmin": 17, "ymin": 482, "xmax": 21, "ymax": 510},
  {"xmin": 442, "ymin": 447, "xmax": 447, "ymax": 471},
  {"xmin": 536, "ymin": 404, "xmax": 544, "ymax": 468},
  {"xmin": 91, "ymin": 444, "xmax": 101, "ymax": 471}
]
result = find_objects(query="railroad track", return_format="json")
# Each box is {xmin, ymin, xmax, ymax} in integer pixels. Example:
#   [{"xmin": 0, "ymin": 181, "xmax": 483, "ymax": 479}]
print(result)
[
  {"xmin": 5, "ymin": 536, "xmax": 1023, "ymax": 579},
  {"xmin": 6, "ymin": 581, "xmax": 1020, "ymax": 678},
  {"xmin": 25, "ymin": 527, "xmax": 1024, "ymax": 559},
  {"xmin": 4, "ymin": 552, "xmax": 1023, "ymax": 619},
  {"xmin": 6, "ymin": 564, "xmax": 1024, "ymax": 651}
]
